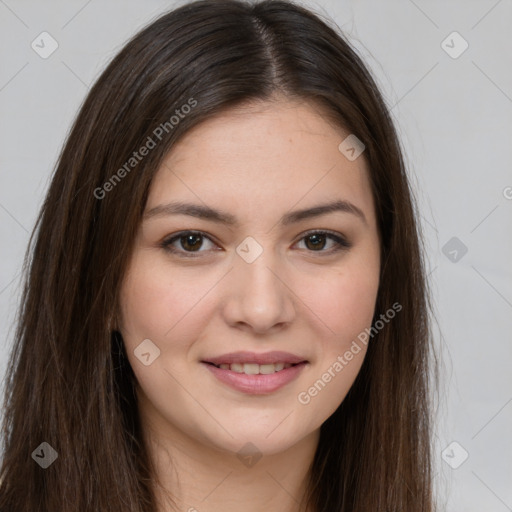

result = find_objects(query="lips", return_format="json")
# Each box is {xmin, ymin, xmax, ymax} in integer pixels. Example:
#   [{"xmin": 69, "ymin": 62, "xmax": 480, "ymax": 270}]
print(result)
[
  {"xmin": 201, "ymin": 351, "xmax": 309, "ymax": 394},
  {"xmin": 202, "ymin": 351, "xmax": 307, "ymax": 366}
]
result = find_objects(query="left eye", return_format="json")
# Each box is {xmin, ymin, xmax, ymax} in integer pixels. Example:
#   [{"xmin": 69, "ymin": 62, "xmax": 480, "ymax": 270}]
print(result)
[
  {"xmin": 162, "ymin": 231, "xmax": 218, "ymax": 255},
  {"xmin": 161, "ymin": 230, "xmax": 351, "ymax": 257}
]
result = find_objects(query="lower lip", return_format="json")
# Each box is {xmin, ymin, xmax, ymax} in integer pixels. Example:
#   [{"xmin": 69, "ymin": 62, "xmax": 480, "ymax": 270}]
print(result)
[{"xmin": 202, "ymin": 362, "xmax": 307, "ymax": 394}]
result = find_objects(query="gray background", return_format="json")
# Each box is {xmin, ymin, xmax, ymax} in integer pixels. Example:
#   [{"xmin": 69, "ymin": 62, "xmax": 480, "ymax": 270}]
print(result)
[{"xmin": 1, "ymin": 0, "xmax": 511, "ymax": 510}]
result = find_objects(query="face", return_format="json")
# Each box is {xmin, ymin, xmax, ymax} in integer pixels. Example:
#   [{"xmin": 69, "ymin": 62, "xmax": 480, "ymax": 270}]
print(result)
[{"xmin": 118, "ymin": 98, "xmax": 381, "ymax": 458}]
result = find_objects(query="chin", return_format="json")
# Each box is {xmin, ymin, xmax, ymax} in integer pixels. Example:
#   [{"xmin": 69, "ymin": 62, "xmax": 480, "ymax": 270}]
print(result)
[{"xmin": 203, "ymin": 420, "xmax": 313, "ymax": 459}]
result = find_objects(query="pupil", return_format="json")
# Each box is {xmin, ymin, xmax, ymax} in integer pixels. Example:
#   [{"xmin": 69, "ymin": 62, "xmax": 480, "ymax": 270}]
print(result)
[
  {"xmin": 306, "ymin": 234, "xmax": 325, "ymax": 250},
  {"xmin": 182, "ymin": 234, "xmax": 202, "ymax": 251}
]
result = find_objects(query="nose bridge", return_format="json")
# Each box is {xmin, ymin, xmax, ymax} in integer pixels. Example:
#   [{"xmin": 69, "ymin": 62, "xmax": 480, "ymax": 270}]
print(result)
[{"xmin": 222, "ymin": 236, "xmax": 295, "ymax": 332}]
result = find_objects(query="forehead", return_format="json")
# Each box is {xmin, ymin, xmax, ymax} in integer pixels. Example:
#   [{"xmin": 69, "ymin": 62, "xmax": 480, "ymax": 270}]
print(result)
[{"xmin": 147, "ymin": 99, "xmax": 376, "ymax": 227}]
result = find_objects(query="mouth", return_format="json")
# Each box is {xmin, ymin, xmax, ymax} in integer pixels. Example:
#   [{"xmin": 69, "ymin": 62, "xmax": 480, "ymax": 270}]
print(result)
[
  {"xmin": 201, "ymin": 351, "xmax": 309, "ymax": 394},
  {"xmin": 203, "ymin": 361, "xmax": 302, "ymax": 375}
]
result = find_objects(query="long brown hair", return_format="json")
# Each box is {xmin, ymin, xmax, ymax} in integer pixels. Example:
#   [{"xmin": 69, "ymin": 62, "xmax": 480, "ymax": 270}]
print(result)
[{"xmin": 0, "ymin": 1, "xmax": 437, "ymax": 510}]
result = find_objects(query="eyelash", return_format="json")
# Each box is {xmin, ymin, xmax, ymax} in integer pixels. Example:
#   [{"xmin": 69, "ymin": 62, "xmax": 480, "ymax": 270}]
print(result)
[{"xmin": 160, "ymin": 229, "xmax": 351, "ymax": 258}]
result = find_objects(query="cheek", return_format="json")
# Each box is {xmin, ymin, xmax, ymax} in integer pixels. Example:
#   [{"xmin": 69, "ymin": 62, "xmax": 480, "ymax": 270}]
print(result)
[
  {"xmin": 118, "ymin": 259, "xmax": 212, "ymax": 353},
  {"xmin": 295, "ymin": 269, "xmax": 378, "ymax": 422},
  {"xmin": 307, "ymin": 263, "xmax": 380, "ymax": 344},
  {"xmin": 118, "ymin": 263, "xmax": 215, "ymax": 409},
  {"xmin": 296, "ymin": 254, "xmax": 379, "ymax": 418}
]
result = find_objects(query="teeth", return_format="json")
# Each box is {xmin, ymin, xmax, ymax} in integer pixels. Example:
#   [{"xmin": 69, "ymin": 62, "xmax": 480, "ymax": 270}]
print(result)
[
  {"xmin": 215, "ymin": 362, "xmax": 296, "ymax": 374},
  {"xmin": 244, "ymin": 363, "xmax": 259, "ymax": 375},
  {"xmin": 259, "ymin": 364, "xmax": 276, "ymax": 374}
]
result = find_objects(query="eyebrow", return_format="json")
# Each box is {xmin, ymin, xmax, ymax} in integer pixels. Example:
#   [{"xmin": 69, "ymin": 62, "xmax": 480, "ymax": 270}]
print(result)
[{"xmin": 144, "ymin": 199, "xmax": 367, "ymax": 226}]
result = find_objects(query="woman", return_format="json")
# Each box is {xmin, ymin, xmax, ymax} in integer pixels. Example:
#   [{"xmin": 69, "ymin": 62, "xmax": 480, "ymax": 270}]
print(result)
[{"xmin": 0, "ymin": 0, "xmax": 437, "ymax": 510}]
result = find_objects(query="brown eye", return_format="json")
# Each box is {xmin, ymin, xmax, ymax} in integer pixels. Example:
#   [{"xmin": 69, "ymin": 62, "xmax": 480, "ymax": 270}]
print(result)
[
  {"xmin": 304, "ymin": 233, "xmax": 328, "ymax": 251},
  {"xmin": 179, "ymin": 233, "xmax": 203, "ymax": 251},
  {"xmin": 161, "ymin": 229, "xmax": 351, "ymax": 259},
  {"xmin": 296, "ymin": 230, "xmax": 351, "ymax": 253},
  {"xmin": 161, "ymin": 231, "xmax": 217, "ymax": 256}
]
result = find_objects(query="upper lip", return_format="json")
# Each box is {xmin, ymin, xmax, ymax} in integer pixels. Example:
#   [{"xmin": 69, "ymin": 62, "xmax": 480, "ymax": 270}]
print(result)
[{"xmin": 202, "ymin": 351, "xmax": 308, "ymax": 366}]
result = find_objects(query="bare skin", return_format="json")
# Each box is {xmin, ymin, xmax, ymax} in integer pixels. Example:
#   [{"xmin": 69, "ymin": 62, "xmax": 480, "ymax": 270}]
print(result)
[{"xmin": 118, "ymin": 97, "xmax": 381, "ymax": 512}]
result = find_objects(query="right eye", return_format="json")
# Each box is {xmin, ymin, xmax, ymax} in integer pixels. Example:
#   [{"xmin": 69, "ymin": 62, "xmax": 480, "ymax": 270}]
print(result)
[{"xmin": 160, "ymin": 230, "xmax": 220, "ymax": 257}]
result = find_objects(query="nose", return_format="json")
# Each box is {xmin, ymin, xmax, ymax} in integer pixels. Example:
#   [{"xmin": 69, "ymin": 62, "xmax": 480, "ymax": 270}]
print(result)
[{"xmin": 221, "ymin": 248, "xmax": 296, "ymax": 334}]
